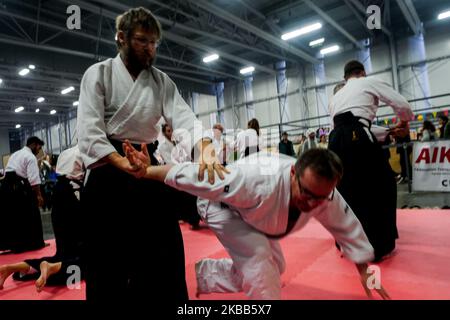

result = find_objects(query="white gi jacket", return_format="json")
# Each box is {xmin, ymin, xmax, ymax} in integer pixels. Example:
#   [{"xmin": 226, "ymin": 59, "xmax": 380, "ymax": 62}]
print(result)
[
  {"xmin": 231, "ymin": 128, "xmax": 260, "ymax": 160},
  {"xmin": 56, "ymin": 146, "xmax": 85, "ymax": 181},
  {"xmin": 157, "ymin": 137, "xmax": 176, "ymax": 164},
  {"xmin": 329, "ymin": 77, "xmax": 414, "ymax": 126},
  {"xmin": 5, "ymin": 146, "xmax": 41, "ymax": 186},
  {"xmin": 77, "ymin": 54, "xmax": 204, "ymax": 168},
  {"xmin": 165, "ymin": 153, "xmax": 374, "ymax": 264}
]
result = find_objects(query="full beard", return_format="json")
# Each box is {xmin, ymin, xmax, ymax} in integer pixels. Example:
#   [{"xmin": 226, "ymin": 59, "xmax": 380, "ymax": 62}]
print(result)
[{"xmin": 126, "ymin": 45, "xmax": 153, "ymax": 70}]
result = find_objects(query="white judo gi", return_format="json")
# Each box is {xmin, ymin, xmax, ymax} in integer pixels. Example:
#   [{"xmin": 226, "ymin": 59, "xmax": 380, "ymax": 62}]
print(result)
[{"xmin": 164, "ymin": 153, "xmax": 374, "ymax": 299}]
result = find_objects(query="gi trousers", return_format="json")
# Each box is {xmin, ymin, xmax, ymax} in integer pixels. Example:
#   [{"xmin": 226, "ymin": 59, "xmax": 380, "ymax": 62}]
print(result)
[
  {"xmin": 0, "ymin": 172, "xmax": 45, "ymax": 252},
  {"xmin": 195, "ymin": 200, "xmax": 286, "ymax": 300},
  {"xmin": 82, "ymin": 163, "xmax": 190, "ymax": 303},
  {"xmin": 328, "ymin": 112, "xmax": 398, "ymax": 261}
]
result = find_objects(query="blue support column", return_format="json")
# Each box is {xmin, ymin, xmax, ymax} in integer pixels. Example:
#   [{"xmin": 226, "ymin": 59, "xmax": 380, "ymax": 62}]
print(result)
[
  {"xmin": 191, "ymin": 92, "xmax": 199, "ymax": 114},
  {"xmin": 407, "ymin": 32, "xmax": 431, "ymax": 110},
  {"xmin": 215, "ymin": 82, "xmax": 225, "ymax": 126},
  {"xmin": 276, "ymin": 61, "xmax": 291, "ymax": 132},
  {"xmin": 313, "ymin": 57, "xmax": 328, "ymax": 128},
  {"xmin": 209, "ymin": 112, "xmax": 217, "ymax": 128},
  {"xmin": 243, "ymin": 76, "xmax": 255, "ymax": 121},
  {"xmin": 357, "ymin": 39, "xmax": 373, "ymax": 74}
]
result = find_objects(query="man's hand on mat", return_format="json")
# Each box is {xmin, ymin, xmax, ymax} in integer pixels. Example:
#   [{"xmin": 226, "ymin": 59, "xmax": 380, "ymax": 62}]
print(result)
[
  {"xmin": 197, "ymin": 138, "xmax": 229, "ymax": 184},
  {"xmin": 356, "ymin": 263, "xmax": 391, "ymax": 300}
]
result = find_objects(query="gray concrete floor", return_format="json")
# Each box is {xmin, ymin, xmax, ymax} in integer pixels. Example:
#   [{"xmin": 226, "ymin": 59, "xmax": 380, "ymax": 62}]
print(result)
[
  {"xmin": 41, "ymin": 210, "xmax": 55, "ymax": 241},
  {"xmin": 39, "ymin": 184, "xmax": 449, "ymax": 241},
  {"xmin": 397, "ymin": 181, "xmax": 450, "ymax": 209}
]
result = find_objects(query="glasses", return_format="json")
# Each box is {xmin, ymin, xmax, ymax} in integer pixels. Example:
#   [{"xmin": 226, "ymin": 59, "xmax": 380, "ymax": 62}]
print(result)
[
  {"xmin": 297, "ymin": 175, "xmax": 335, "ymax": 203},
  {"xmin": 132, "ymin": 36, "xmax": 160, "ymax": 48}
]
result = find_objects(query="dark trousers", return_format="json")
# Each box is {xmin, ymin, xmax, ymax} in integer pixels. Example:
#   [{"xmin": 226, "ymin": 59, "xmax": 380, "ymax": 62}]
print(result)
[
  {"xmin": 81, "ymin": 157, "xmax": 189, "ymax": 302},
  {"xmin": 51, "ymin": 176, "xmax": 84, "ymax": 258},
  {"xmin": 328, "ymin": 112, "xmax": 398, "ymax": 261},
  {"xmin": 398, "ymin": 147, "xmax": 412, "ymax": 179},
  {"xmin": 176, "ymin": 191, "xmax": 200, "ymax": 227},
  {"xmin": 0, "ymin": 172, "xmax": 45, "ymax": 252},
  {"xmin": 12, "ymin": 175, "xmax": 85, "ymax": 285}
]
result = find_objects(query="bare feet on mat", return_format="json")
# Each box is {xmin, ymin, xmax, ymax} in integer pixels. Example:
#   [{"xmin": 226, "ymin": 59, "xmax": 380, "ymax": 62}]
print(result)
[
  {"xmin": 0, "ymin": 265, "xmax": 13, "ymax": 290},
  {"xmin": 36, "ymin": 261, "xmax": 62, "ymax": 292}
]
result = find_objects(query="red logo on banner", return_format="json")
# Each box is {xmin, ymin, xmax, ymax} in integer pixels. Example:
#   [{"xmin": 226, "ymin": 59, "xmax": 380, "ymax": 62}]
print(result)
[{"xmin": 415, "ymin": 147, "xmax": 450, "ymax": 164}]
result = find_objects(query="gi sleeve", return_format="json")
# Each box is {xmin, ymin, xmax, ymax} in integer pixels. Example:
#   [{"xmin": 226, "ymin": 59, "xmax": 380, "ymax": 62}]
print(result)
[
  {"xmin": 164, "ymin": 163, "xmax": 260, "ymax": 209},
  {"xmin": 77, "ymin": 65, "xmax": 116, "ymax": 168},
  {"xmin": 162, "ymin": 76, "xmax": 206, "ymax": 158},
  {"xmin": 26, "ymin": 156, "xmax": 41, "ymax": 186},
  {"xmin": 314, "ymin": 191, "xmax": 375, "ymax": 264},
  {"xmin": 368, "ymin": 79, "xmax": 414, "ymax": 122}
]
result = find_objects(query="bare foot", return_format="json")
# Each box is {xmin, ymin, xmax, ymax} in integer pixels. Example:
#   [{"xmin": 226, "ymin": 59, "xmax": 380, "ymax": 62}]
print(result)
[
  {"xmin": 36, "ymin": 261, "xmax": 62, "ymax": 292},
  {"xmin": 0, "ymin": 263, "xmax": 30, "ymax": 290},
  {"xmin": 0, "ymin": 265, "xmax": 13, "ymax": 290}
]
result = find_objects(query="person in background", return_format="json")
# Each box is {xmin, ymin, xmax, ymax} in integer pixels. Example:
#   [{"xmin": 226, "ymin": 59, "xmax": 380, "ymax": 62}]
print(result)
[
  {"xmin": 296, "ymin": 134, "xmax": 307, "ymax": 158},
  {"xmin": 278, "ymin": 132, "xmax": 296, "ymax": 157},
  {"xmin": 0, "ymin": 145, "xmax": 85, "ymax": 293},
  {"xmin": 212, "ymin": 123, "xmax": 231, "ymax": 165},
  {"xmin": 328, "ymin": 60, "xmax": 414, "ymax": 261},
  {"xmin": 232, "ymin": 118, "xmax": 260, "ymax": 159},
  {"xmin": 157, "ymin": 123, "xmax": 175, "ymax": 164},
  {"xmin": 421, "ymin": 120, "xmax": 436, "ymax": 141},
  {"xmin": 0, "ymin": 136, "xmax": 46, "ymax": 253},
  {"xmin": 300, "ymin": 129, "xmax": 318, "ymax": 155},
  {"xmin": 318, "ymin": 134, "xmax": 328, "ymax": 149},
  {"xmin": 438, "ymin": 115, "xmax": 449, "ymax": 139}
]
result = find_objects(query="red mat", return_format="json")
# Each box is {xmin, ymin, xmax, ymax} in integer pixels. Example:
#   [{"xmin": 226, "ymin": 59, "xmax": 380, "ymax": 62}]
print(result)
[
  {"xmin": 184, "ymin": 209, "xmax": 450, "ymax": 300},
  {"xmin": 0, "ymin": 239, "xmax": 85, "ymax": 300},
  {"xmin": 1, "ymin": 210, "xmax": 449, "ymax": 300}
]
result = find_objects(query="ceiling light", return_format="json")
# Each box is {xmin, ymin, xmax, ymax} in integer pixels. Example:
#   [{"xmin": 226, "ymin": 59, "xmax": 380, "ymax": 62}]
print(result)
[
  {"xmin": 203, "ymin": 54, "xmax": 219, "ymax": 63},
  {"xmin": 37, "ymin": 97, "xmax": 45, "ymax": 103},
  {"xmin": 14, "ymin": 106, "xmax": 24, "ymax": 112},
  {"xmin": 73, "ymin": 101, "xmax": 79, "ymax": 106},
  {"xmin": 438, "ymin": 10, "xmax": 450, "ymax": 20},
  {"xmin": 281, "ymin": 22, "xmax": 322, "ymax": 41},
  {"xmin": 61, "ymin": 86, "xmax": 75, "ymax": 95},
  {"xmin": 18, "ymin": 68, "xmax": 30, "ymax": 76},
  {"xmin": 28, "ymin": 64, "xmax": 35, "ymax": 69},
  {"xmin": 309, "ymin": 38, "xmax": 325, "ymax": 47},
  {"xmin": 15, "ymin": 124, "xmax": 21, "ymax": 129},
  {"xmin": 240, "ymin": 66, "xmax": 255, "ymax": 75},
  {"xmin": 50, "ymin": 109, "xmax": 57, "ymax": 115},
  {"xmin": 35, "ymin": 108, "xmax": 40, "ymax": 113},
  {"xmin": 320, "ymin": 45, "xmax": 340, "ymax": 55}
]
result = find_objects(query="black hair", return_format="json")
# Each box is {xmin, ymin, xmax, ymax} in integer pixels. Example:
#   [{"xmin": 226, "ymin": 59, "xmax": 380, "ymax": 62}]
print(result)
[
  {"xmin": 248, "ymin": 118, "xmax": 260, "ymax": 136},
  {"xmin": 26, "ymin": 136, "xmax": 44, "ymax": 146},
  {"xmin": 344, "ymin": 60, "xmax": 365, "ymax": 79}
]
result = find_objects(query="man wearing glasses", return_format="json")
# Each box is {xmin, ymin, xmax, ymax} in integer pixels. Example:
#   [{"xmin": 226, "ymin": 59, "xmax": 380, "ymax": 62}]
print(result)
[{"xmin": 124, "ymin": 145, "xmax": 390, "ymax": 300}]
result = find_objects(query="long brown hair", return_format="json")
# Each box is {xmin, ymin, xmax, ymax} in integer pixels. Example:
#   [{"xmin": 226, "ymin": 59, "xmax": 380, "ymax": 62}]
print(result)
[{"xmin": 247, "ymin": 118, "xmax": 260, "ymax": 136}]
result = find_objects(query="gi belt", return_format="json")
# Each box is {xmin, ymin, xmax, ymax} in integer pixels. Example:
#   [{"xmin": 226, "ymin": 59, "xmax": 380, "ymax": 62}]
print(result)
[
  {"xmin": 4, "ymin": 171, "xmax": 30, "ymax": 194},
  {"xmin": 358, "ymin": 117, "xmax": 371, "ymax": 129},
  {"xmin": 333, "ymin": 111, "xmax": 375, "ymax": 143},
  {"xmin": 333, "ymin": 111, "xmax": 371, "ymax": 128}
]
